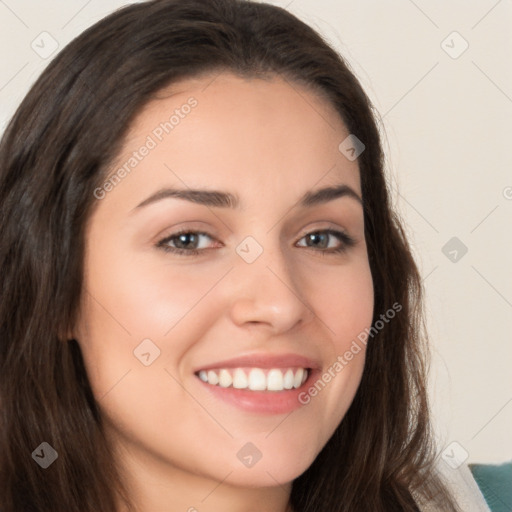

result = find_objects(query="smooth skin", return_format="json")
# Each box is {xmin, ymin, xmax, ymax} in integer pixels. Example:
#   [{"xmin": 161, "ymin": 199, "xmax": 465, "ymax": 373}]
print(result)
[{"xmin": 72, "ymin": 72, "xmax": 374, "ymax": 512}]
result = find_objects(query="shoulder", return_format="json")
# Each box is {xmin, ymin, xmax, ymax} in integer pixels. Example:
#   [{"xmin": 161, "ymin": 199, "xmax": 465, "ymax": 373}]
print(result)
[{"xmin": 417, "ymin": 458, "xmax": 491, "ymax": 512}]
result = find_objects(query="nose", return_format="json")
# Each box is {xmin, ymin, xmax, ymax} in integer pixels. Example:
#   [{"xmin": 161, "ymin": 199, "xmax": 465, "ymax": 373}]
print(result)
[{"xmin": 227, "ymin": 242, "xmax": 315, "ymax": 334}]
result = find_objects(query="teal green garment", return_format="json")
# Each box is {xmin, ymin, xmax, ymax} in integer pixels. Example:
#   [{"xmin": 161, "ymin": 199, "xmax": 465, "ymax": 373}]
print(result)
[{"xmin": 469, "ymin": 462, "xmax": 512, "ymax": 512}]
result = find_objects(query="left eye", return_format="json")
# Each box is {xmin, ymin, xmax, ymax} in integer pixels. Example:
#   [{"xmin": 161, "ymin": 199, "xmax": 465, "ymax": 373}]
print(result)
[
  {"xmin": 296, "ymin": 230, "xmax": 352, "ymax": 251},
  {"xmin": 157, "ymin": 229, "xmax": 354, "ymax": 255}
]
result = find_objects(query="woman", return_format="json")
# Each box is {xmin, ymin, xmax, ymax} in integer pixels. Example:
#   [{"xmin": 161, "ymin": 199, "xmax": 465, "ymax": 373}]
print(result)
[{"xmin": 0, "ymin": 0, "xmax": 487, "ymax": 510}]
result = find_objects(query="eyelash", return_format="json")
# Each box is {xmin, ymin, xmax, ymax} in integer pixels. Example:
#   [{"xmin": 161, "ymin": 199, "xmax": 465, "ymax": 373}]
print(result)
[{"xmin": 156, "ymin": 228, "xmax": 356, "ymax": 256}]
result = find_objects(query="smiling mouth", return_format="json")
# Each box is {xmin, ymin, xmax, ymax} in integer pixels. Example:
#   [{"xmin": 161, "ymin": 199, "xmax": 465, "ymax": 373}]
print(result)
[{"xmin": 195, "ymin": 367, "xmax": 309, "ymax": 392}]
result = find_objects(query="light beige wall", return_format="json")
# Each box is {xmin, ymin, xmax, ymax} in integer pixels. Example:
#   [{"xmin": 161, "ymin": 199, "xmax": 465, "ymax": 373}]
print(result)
[{"xmin": 1, "ymin": 0, "xmax": 510, "ymax": 464}]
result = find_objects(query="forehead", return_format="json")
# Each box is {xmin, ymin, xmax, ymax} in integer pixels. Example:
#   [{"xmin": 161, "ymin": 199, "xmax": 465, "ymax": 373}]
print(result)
[{"xmin": 103, "ymin": 72, "xmax": 361, "ymax": 212}]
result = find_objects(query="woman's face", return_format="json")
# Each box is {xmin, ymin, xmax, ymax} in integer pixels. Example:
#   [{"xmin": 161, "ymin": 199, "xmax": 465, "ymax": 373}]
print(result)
[{"xmin": 74, "ymin": 72, "xmax": 374, "ymax": 492}]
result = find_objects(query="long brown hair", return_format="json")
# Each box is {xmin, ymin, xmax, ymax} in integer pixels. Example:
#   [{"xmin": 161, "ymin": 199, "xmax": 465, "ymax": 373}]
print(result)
[{"xmin": 0, "ymin": 1, "xmax": 459, "ymax": 510}]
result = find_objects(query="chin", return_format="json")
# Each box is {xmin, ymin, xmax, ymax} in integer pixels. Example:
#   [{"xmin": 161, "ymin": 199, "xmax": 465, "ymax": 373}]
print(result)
[
  {"xmin": 205, "ymin": 433, "xmax": 322, "ymax": 489},
  {"xmin": 224, "ymin": 458, "xmax": 314, "ymax": 489}
]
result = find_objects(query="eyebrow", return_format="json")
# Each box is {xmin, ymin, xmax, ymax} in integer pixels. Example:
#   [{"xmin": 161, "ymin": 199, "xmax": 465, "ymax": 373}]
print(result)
[{"xmin": 132, "ymin": 183, "xmax": 362, "ymax": 212}]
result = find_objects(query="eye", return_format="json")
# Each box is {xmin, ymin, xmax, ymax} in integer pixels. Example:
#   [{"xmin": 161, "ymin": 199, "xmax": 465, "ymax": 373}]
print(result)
[
  {"xmin": 156, "ymin": 230, "xmax": 218, "ymax": 255},
  {"xmin": 156, "ymin": 228, "xmax": 355, "ymax": 257},
  {"xmin": 296, "ymin": 229, "xmax": 355, "ymax": 254}
]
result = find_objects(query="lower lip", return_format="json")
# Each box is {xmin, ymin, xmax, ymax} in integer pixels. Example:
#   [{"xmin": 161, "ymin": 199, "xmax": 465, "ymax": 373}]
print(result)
[{"xmin": 196, "ymin": 370, "xmax": 318, "ymax": 414}]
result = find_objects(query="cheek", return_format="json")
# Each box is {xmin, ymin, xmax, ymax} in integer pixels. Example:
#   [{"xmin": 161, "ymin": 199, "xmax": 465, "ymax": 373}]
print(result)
[
  {"xmin": 89, "ymin": 248, "xmax": 229, "ymax": 339},
  {"xmin": 75, "ymin": 239, "xmax": 236, "ymax": 419},
  {"xmin": 305, "ymin": 255, "xmax": 374, "ymax": 345},
  {"xmin": 297, "ymin": 256, "xmax": 374, "ymax": 426}
]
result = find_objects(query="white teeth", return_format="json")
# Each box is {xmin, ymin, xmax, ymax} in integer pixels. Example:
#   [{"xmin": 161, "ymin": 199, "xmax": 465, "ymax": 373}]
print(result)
[
  {"xmin": 283, "ymin": 369, "xmax": 294, "ymax": 389},
  {"xmin": 207, "ymin": 370, "xmax": 219, "ymax": 385},
  {"xmin": 198, "ymin": 367, "xmax": 309, "ymax": 391},
  {"xmin": 218, "ymin": 369, "xmax": 232, "ymax": 388},
  {"xmin": 267, "ymin": 369, "xmax": 284, "ymax": 391},
  {"xmin": 248, "ymin": 368, "xmax": 267, "ymax": 390},
  {"xmin": 232, "ymin": 368, "xmax": 248, "ymax": 389},
  {"xmin": 293, "ymin": 368, "xmax": 304, "ymax": 389}
]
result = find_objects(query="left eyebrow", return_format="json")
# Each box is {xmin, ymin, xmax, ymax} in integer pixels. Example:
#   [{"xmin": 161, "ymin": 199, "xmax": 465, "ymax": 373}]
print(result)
[
  {"xmin": 299, "ymin": 184, "xmax": 362, "ymax": 208},
  {"xmin": 131, "ymin": 183, "xmax": 362, "ymax": 212}
]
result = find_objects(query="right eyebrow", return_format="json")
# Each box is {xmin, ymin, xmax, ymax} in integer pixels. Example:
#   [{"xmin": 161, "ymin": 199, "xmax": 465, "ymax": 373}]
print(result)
[{"xmin": 132, "ymin": 188, "xmax": 238, "ymax": 212}]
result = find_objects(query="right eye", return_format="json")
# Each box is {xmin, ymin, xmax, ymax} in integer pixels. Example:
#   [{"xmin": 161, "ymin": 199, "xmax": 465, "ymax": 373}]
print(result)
[{"xmin": 156, "ymin": 230, "xmax": 220, "ymax": 256}]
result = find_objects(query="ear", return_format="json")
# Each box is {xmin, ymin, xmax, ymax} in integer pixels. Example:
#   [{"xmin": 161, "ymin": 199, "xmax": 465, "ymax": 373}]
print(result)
[
  {"xmin": 57, "ymin": 330, "xmax": 74, "ymax": 342},
  {"xmin": 58, "ymin": 322, "xmax": 77, "ymax": 342}
]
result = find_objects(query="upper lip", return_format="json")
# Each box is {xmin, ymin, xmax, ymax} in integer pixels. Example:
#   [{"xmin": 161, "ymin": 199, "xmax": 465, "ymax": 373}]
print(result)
[{"xmin": 194, "ymin": 353, "xmax": 321, "ymax": 373}]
